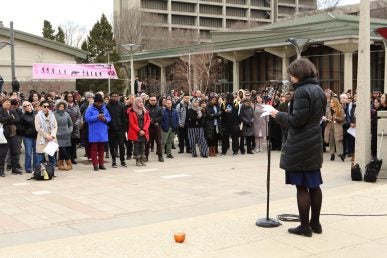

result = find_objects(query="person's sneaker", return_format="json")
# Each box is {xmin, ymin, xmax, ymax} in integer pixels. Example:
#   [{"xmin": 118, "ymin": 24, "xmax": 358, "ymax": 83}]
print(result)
[
  {"xmin": 99, "ymin": 165, "xmax": 107, "ymax": 170},
  {"xmin": 178, "ymin": 150, "xmax": 184, "ymax": 154},
  {"xmin": 6, "ymin": 165, "xmax": 11, "ymax": 171},
  {"xmin": 232, "ymin": 152, "xmax": 238, "ymax": 156},
  {"xmin": 186, "ymin": 150, "xmax": 192, "ymax": 154},
  {"xmin": 121, "ymin": 161, "xmax": 127, "ymax": 167},
  {"xmin": 167, "ymin": 154, "xmax": 174, "ymax": 158},
  {"xmin": 310, "ymin": 223, "xmax": 322, "ymax": 234},
  {"xmin": 158, "ymin": 155, "xmax": 164, "ymax": 162},
  {"xmin": 93, "ymin": 166, "xmax": 99, "ymax": 171},
  {"xmin": 126, "ymin": 155, "xmax": 131, "ymax": 160},
  {"xmin": 112, "ymin": 162, "xmax": 118, "ymax": 168},
  {"xmin": 288, "ymin": 225, "xmax": 312, "ymax": 237}
]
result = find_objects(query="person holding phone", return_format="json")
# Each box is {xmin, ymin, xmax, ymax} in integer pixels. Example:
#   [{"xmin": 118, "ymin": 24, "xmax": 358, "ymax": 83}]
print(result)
[{"xmin": 85, "ymin": 94, "xmax": 111, "ymax": 171}]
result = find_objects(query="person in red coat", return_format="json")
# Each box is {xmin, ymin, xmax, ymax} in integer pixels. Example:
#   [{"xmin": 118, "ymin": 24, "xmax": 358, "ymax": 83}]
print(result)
[{"xmin": 127, "ymin": 97, "xmax": 150, "ymax": 167}]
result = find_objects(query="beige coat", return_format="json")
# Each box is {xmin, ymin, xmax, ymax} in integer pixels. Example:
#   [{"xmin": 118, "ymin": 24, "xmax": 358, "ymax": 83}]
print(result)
[
  {"xmin": 35, "ymin": 111, "xmax": 58, "ymax": 154},
  {"xmin": 324, "ymin": 107, "xmax": 345, "ymax": 144}
]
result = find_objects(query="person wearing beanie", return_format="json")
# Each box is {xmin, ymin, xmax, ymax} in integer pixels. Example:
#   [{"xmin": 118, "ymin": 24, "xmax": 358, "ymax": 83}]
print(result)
[
  {"xmin": 85, "ymin": 94, "xmax": 111, "ymax": 171},
  {"xmin": 54, "ymin": 100, "xmax": 73, "ymax": 171}
]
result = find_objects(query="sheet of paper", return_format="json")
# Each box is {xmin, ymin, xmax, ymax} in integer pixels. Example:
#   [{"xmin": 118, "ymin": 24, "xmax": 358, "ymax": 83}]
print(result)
[
  {"xmin": 347, "ymin": 127, "xmax": 356, "ymax": 138},
  {"xmin": 43, "ymin": 141, "xmax": 59, "ymax": 156},
  {"xmin": 261, "ymin": 105, "xmax": 275, "ymax": 117}
]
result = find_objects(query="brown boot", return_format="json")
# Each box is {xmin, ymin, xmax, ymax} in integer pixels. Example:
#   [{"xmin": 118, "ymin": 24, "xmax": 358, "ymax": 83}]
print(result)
[
  {"xmin": 209, "ymin": 147, "xmax": 214, "ymax": 157},
  {"xmin": 65, "ymin": 160, "xmax": 72, "ymax": 171},
  {"xmin": 58, "ymin": 160, "xmax": 65, "ymax": 170}
]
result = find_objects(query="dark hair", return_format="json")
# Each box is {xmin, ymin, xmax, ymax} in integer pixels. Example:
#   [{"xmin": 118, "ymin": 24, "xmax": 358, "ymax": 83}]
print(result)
[
  {"xmin": 40, "ymin": 100, "xmax": 49, "ymax": 106},
  {"xmin": 287, "ymin": 58, "xmax": 318, "ymax": 81},
  {"xmin": 110, "ymin": 92, "xmax": 119, "ymax": 97},
  {"xmin": 64, "ymin": 92, "xmax": 74, "ymax": 102},
  {"xmin": 0, "ymin": 97, "xmax": 10, "ymax": 105}
]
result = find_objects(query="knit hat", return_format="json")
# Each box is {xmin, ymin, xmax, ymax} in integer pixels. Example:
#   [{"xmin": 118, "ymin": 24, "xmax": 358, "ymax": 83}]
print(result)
[{"xmin": 94, "ymin": 93, "xmax": 104, "ymax": 103}]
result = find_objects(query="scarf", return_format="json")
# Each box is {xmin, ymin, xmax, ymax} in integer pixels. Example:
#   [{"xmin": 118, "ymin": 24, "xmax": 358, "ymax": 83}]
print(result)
[
  {"xmin": 37, "ymin": 110, "xmax": 56, "ymax": 144},
  {"xmin": 191, "ymin": 103, "xmax": 202, "ymax": 119}
]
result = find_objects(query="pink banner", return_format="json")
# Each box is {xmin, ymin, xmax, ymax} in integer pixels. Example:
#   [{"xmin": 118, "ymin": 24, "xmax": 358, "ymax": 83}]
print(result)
[{"xmin": 33, "ymin": 63, "xmax": 118, "ymax": 80}]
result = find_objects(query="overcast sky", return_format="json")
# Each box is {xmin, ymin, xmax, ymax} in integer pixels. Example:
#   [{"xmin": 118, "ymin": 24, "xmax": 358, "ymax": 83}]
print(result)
[
  {"xmin": 1, "ymin": 0, "xmax": 360, "ymax": 37},
  {"xmin": 1, "ymin": 0, "xmax": 113, "ymax": 37}
]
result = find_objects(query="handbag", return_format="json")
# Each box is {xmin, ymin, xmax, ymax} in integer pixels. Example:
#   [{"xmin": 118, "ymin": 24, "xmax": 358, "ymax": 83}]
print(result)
[{"xmin": 0, "ymin": 123, "xmax": 7, "ymax": 144}]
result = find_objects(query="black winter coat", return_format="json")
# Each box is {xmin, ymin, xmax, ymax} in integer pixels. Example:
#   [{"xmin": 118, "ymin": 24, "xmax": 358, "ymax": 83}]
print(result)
[
  {"xmin": 20, "ymin": 111, "xmax": 37, "ymax": 138},
  {"xmin": 106, "ymin": 101, "xmax": 128, "ymax": 132},
  {"xmin": 186, "ymin": 108, "xmax": 204, "ymax": 128},
  {"xmin": 0, "ymin": 107, "xmax": 20, "ymax": 138},
  {"xmin": 275, "ymin": 78, "xmax": 326, "ymax": 172},
  {"xmin": 146, "ymin": 104, "xmax": 163, "ymax": 127}
]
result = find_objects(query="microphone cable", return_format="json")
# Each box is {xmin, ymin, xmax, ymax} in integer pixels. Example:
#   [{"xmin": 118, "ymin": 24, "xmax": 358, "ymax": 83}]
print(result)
[{"xmin": 277, "ymin": 213, "xmax": 387, "ymax": 222}]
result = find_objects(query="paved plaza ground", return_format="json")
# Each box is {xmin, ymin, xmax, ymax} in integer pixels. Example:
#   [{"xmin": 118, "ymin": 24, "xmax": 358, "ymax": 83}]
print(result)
[{"xmin": 0, "ymin": 145, "xmax": 386, "ymax": 257}]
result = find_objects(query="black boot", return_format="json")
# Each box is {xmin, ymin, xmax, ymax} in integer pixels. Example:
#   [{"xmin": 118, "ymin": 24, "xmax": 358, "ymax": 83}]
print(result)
[
  {"xmin": 0, "ymin": 168, "xmax": 5, "ymax": 177},
  {"xmin": 140, "ymin": 157, "xmax": 146, "ymax": 166},
  {"xmin": 158, "ymin": 155, "xmax": 164, "ymax": 162},
  {"xmin": 136, "ymin": 158, "xmax": 141, "ymax": 167},
  {"xmin": 288, "ymin": 225, "xmax": 312, "ymax": 237},
  {"xmin": 12, "ymin": 167, "xmax": 23, "ymax": 175},
  {"xmin": 330, "ymin": 154, "xmax": 335, "ymax": 161}
]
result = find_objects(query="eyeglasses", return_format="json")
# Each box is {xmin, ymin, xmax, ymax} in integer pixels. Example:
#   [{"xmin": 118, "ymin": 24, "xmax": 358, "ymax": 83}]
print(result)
[{"xmin": 42, "ymin": 105, "xmax": 49, "ymax": 108}]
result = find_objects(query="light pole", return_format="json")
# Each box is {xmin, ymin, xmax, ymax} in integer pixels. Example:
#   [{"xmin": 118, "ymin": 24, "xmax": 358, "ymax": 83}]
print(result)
[
  {"xmin": 107, "ymin": 50, "xmax": 111, "ymax": 94},
  {"xmin": 375, "ymin": 27, "xmax": 387, "ymax": 93},
  {"xmin": 286, "ymin": 38, "xmax": 311, "ymax": 59},
  {"xmin": 121, "ymin": 43, "xmax": 142, "ymax": 95}
]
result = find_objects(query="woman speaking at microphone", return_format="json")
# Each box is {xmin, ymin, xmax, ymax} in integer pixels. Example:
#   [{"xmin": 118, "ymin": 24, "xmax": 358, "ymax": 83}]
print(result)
[{"xmin": 269, "ymin": 58, "xmax": 326, "ymax": 237}]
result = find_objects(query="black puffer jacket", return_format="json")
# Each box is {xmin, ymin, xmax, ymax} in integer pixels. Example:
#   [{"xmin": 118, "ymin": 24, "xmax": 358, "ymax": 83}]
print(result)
[
  {"xmin": 20, "ymin": 111, "xmax": 37, "ymax": 138},
  {"xmin": 275, "ymin": 78, "xmax": 326, "ymax": 172},
  {"xmin": 106, "ymin": 100, "xmax": 128, "ymax": 132}
]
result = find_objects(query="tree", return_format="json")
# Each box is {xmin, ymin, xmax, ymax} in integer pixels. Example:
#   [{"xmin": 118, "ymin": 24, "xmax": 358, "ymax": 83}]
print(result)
[
  {"xmin": 42, "ymin": 20, "xmax": 55, "ymax": 40},
  {"xmin": 317, "ymin": 0, "xmax": 340, "ymax": 9},
  {"xmin": 114, "ymin": 7, "xmax": 198, "ymax": 50},
  {"xmin": 60, "ymin": 21, "xmax": 87, "ymax": 48},
  {"xmin": 76, "ymin": 14, "xmax": 125, "ymax": 94},
  {"xmin": 170, "ymin": 49, "xmax": 223, "ymax": 94},
  {"xmin": 55, "ymin": 26, "xmax": 65, "ymax": 44}
]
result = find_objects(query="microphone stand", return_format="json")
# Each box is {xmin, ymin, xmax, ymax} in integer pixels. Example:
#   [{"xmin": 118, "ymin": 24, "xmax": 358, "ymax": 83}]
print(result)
[{"xmin": 256, "ymin": 83, "xmax": 281, "ymax": 228}]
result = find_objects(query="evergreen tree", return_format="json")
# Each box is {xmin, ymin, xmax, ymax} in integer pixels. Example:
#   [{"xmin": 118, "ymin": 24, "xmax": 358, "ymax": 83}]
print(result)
[
  {"xmin": 76, "ymin": 14, "xmax": 126, "ymax": 94},
  {"xmin": 42, "ymin": 20, "xmax": 55, "ymax": 40},
  {"xmin": 55, "ymin": 26, "xmax": 66, "ymax": 44}
]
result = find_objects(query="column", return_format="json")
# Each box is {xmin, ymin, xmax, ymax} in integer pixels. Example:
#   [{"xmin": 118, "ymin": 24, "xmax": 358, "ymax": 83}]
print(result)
[
  {"xmin": 160, "ymin": 65, "xmax": 166, "ymax": 95},
  {"xmin": 233, "ymin": 60, "xmax": 240, "ymax": 93},
  {"xmin": 282, "ymin": 57, "xmax": 289, "ymax": 80},
  {"xmin": 355, "ymin": 0, "xmax": 371, "ymax": 171},
  {"xmin": 344, "ymin": 52, "xmax": 353, "ymax": 93},
  {"xmin": 385, "ymin": 46, "xmax": 387, "ymax": 93}
]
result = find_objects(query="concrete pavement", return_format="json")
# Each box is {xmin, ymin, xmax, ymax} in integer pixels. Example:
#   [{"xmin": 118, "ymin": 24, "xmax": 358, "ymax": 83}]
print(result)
[{"xmin": 0, "ymin": 146, "xmax": 386, "ymax": 257}]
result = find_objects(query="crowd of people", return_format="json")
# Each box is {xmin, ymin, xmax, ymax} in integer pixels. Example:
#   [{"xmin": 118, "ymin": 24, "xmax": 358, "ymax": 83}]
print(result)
[{"xmin": 0, "ymin": 76, "xmax": 386, "ymax": 176}]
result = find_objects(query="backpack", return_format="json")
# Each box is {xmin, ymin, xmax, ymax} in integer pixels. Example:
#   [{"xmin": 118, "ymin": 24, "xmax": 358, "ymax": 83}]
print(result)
[
  {"xmin": 351, "ymin": 163, "xmax": 362, "ymax": 181},
  {"xmin": 364, "ymin": 158, "xmax": 382, "ymax": 183},
  {"xmin": 30, "ymin": 162, "xmax": 55, "ymax": 180}
]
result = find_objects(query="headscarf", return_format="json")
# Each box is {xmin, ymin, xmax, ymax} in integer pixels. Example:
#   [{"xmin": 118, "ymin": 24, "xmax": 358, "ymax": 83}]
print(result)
[{"xmin": 132, "ymin": 97, "xmax": 146, "ymax": 115}]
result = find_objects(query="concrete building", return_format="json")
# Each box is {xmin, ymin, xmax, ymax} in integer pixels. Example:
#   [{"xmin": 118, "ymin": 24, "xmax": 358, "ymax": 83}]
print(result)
[
  {"xmin": 0, "ymin": 23, "xmax": 87, "ymax": 94},
  {"xmin": 120, "ymin": 12, "xmax": 387, "ymax": 95},
  {"xmin": 114, "ymin": 0, "xmax": 317, "ymax": 41}
]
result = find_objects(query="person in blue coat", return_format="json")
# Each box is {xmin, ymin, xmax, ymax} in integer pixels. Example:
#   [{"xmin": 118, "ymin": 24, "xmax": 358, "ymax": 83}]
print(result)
[
  {"xmin": 85, "ymin": 94, "xmax": 111, "ymax": 171},
  {"xmin": 161, "ymin": 99, "xmax": 179, "ymax": 158}
]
